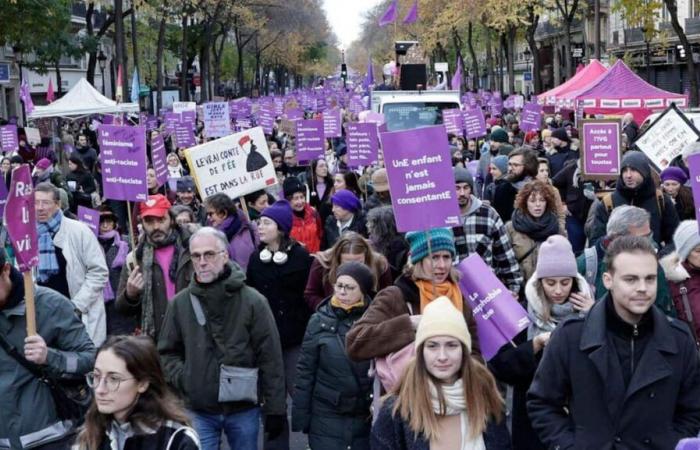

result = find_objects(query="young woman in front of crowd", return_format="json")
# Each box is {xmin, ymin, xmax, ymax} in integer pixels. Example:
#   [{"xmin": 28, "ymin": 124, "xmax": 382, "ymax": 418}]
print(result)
[
  {"xmin": 371, "ymin": 297, "xmax": 511, "ymax": 449},
  {"xmin": 74, "ymin": 335, "xmax": 200, "ymax": 450}
]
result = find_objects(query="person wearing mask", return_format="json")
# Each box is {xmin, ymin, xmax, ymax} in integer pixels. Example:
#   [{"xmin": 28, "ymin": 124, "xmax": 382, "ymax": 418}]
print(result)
[
  {"xmin": 35, "ymin": 182, "xmax": 108, "ymax": 345},
  {"xmin": 246, "ymin": 200, "xmax": 313, "ymax": 449},
  {"xmin": 116, "ymin": 194, "xmax": 193, "ymax": 340},
  {"xmin": 292, "ymin": 262, "xmax": 375, "ymax": 449},
  {"xmin": 158, "ymin": 227, "xmax": 286, "ymax": 450},
  {"xmin": 660, "ymin": 166, "xmax": 695, "ymax": 221},
  {"xmin": 174, "ymin": 177, "xmax": 207, "ymax": 225},
  {"xmin": 364, "ymin": 168, "xmax": 392, "ymax": 213},
  {"xmin": 75, "ymin": 133, "xmax": 98, "ymax": 172},
  {"xmin": 322, "ymin": 189, "xmax": 367, "ymax": 249},
  {"xmin": 371, "ymin": 297, "xmax": 510, "ymax": 449},
  {"xmin": 505, "ymin": 180, "xmax": 566, "ymax": 285},
  {"xmin": 366, "ymin": 206, "xmax": 409, "ymax": 281},
  {"xmin": 527, "ymin": 235, "xmax": 700, "ymax": 449},
  {"xmin": 283, "ymin": 177, "xmax": 323, "ymax": 253},
  {"xmin": 493, "ymin": 147, "xmax": 539, "ymax": 224},
  {"xmin": 75, "ymin": 336, "xmax": 200, "ymax": 450},
  {"xmin": 204, "ymin": 193, "xmax": 258, "ymax": 271}
]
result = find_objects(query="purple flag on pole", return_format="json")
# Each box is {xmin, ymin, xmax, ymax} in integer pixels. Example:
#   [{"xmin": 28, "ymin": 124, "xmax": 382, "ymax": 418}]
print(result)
[
  {"xmin": 98, "ymin": 125, "xmax": 149, "ymax": 202},
  {"xmin": 363, "ymin": 56, "xmax": 374, "ymax": 92},
  {"xmin": 150, "ymin": 133, "xmax": 169, "ymax": 187},
  {"xmin": 19, "ymin": 79, "xmax": 34, "ymax": 114},
  {"xmin": 378, "ymin": 0, "xmax": 398, "ymax": 26},
  {"xmin": 4, "ymin": 165, "xmax": 38, "ymax": 272},
  {"xmin": 77, "ymin": 206, "xmax": 100, "ymax": 237},
  {"xmin": 457, "ymin": 254, "xmax": 531, "ymax": 360},
  {"xmin": 345, "ymin": 123, "xmax": 379, "ymax": 167},
  {"xmin": 451, "ymin": 56, "xmax": 463, "ymax": 92},
  {"xmin": 379, "ymin": 125, "xmax": 461, "ymax": 232},
  {"xmin": 402, "ymin": 0, "xmax": 418, "ymax": 24},
  {"xmin": 295, "ymin": 120, "xmax": 325, "ymax": 162}
]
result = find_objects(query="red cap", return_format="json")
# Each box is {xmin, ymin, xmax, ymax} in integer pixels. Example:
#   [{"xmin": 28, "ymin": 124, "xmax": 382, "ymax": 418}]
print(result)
[{"xmin": 139, "ymin": 194, "xmax": 172, "ymax": 218}]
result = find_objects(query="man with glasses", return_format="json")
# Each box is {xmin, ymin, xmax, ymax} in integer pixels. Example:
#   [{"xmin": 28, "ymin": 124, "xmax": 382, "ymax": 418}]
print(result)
[
  {"xmin": 159, "ymin": 227, "xmax": 286, "ymax": 450},
  {"xmin": 116, "ymin": 194, "xmax": 193, "ymax": 340},
  {"xmin": 492, "ymin": 147, "xmax": 539, "ymax": 223},
  {"xmin": 0, "ymin": 247, "xmax": 95, "ymax": 450}
]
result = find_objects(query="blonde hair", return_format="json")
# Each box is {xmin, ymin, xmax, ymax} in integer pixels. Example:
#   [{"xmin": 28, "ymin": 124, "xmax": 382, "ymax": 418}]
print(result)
[
  {"xmin": 315, "ymin": 232, "xmax": 387, "ymax": 291},
  {"xmin": 405, "ymin": 259, "xmax": 461, "ymax": 284}
]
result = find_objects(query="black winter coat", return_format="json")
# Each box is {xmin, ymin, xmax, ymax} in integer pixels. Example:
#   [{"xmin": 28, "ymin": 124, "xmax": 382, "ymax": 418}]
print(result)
[
  {"xmin": 527, "ymin": 294, "xmax": 700, "ymax": 449},
  {"xmin": 292, "ymin": 297, "xmax": 372, "ymax": 450},
  {"xmin": 546, "ymin": 145, "xmax": 578, "ymax": 179},
  {"xmin": 98, "ymin": 422, "xmax": 200, "ymax": 450},
  {"xmin": 493, "ymin": 181, "xmax": 518, "ymax": 223},
  {"xmin": 246, "ymin": 242, "xmax": 313, "ymax": 349},
  {"xmin": 322, "ymin": 212, "xmax": 368, "ymax": 250}
]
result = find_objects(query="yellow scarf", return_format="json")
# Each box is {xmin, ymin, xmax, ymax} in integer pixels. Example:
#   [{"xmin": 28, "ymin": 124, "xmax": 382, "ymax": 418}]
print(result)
[
  {"xmin": 415, "ymin": 279, "xmax": 463, "ymax": 313},
  {"xmin": 330, "ymin": 295, "xmax": 365, "ymax": 312}
]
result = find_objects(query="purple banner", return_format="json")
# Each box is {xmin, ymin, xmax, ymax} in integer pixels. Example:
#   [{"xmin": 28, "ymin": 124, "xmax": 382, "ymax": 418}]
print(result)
[
  {"xmin": 463, "ymin": 108, "xmax": 487, "ymax": 139},
  {"xmin": 689, "ymin": 154, "xmax": 700, "ymax": 221},
  {"xmin": 323, "ymin": 108, "xmax": 342, "ymax": 138},
  {"xmin": 150, "ymin": 133, "xmax": 168, "ymax": 187},
  {"xmin": 295, "ymin": 120, "xmax": 325, "ymax": 162},
  {"xmin": 457, "ymin": 254, "xmax": 531, "ymax": 360},
  {"xmin": 98, "ymin": 125, "xmax": 149, "ymax": 202},
  {"xmin": 520, "ymin": 102, "xmax": 543, "ymax": 133},
  {"xmin": 174, "ymin": 124, "xmax": 196, "ymax": 148},
  {"xmin": 581, "ymin": 121, "xmax": 621, "ymax": 177},
  {"xmin": 442, "ymin": 109, "xmax": 464, "ymax": 135},
  {"xmin": 345, "ymin": 123, "xmax": 379, "ymax": 167},
  {"xmin": 379, "ymin": 125, "xmax": 460, "ymax": 232},
  {"xmin": 0, "ymin": 125, "xmax": 19, "ymax": 152},
  {"xmin": 4, "ymin": 165, "xmax": 38, "ymax": 272},
  {"xmin": 77, "ymin": 206, "xmax": 100, "ymax": 237}
]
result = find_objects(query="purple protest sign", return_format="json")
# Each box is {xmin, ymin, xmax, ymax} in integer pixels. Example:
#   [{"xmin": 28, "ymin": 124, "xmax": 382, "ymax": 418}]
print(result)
[
  {"xmin": 150, "ymin": 132, "xmax": 168, "ymax": 186},
  {"xmin": 0, "ymin": 125, "xmax": 19, "ymax": 152},
  {"xmin": 689, "ymin": 154, "xmax": 700, "ymax": 222},
  {"xmin": 258, "ymin": 104, "xmax": 275, "ymax": 135},
  {"xmin": 163, "ymin": 112, "xmax": 180, "ymax": 135},
  {"xmin": 77, "ymin": 206, "xmax": 100, "ymax": 237},
  {"xmin": 98, "ymin": 125, "xmax": 149, "ymax": 202},
  {"xmin": 285, "ymin": 108, "xmax": 304, "ymax": 121},
  {"xmin": 295, "ymin": 120, "xmax": 325, "ymax": 162},
  {"xmin": 442, "ymin": 109, "xmax": 464, "ymax": 135},
  {"xmin": 323, "ymin": 108, "xmax": 342, "ymax": 138},
  {"xmin": 580, "ymin": 120, "xmax": 622, "ymax": 180},
  {"xmin": 345, "ymin": 123, "xmax": 379, "ymax": 167},
  {"xmin": 181, "ymin": 110, "xmax": 196, "ymax": 126},
  {"xmin": 379, "ymin": 125, "xmax": 460, "ymax": 232},
  {"xmin": 457, "ymin": 254, "xmax": 531, "ymax": 360},
  {"xmin": 520, "ymin": 102, "xmax": 543, "ymax": 133},
  {"xmin": 174, "ymin": 124, "xmax": 196, "ymax": 148},
  {"xmin": 463, "ymin": 108, "xmax": 487, "ymax": 139},
  {"xmin": 0, "ymin": 181, "xmax": 8, "ymax": 218},
  {"xmin": 4, "ymin": 165, "xmax": 38, "ymax": 272}
]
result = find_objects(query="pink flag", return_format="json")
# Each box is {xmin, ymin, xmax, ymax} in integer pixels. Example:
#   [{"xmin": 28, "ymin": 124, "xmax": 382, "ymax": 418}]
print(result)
[
  {"xmin": 46, "ymin": 78, "xmax": 55, "ymax": 103},
  {"xmin": 378, "ymin": 0, "xmax": 398, "ymax": 27},
  {"xmin": 403, "ymin": 0, "xmax": 418, "ymax": 24}
]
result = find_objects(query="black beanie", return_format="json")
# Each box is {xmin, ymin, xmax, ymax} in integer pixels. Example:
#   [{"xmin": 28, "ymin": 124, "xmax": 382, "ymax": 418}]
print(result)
[
  {"xmin": 336, "ymin": 261, "xmax": 375, "ymax": 296},
  {"xmin": 283, "ymin": 176, "xmax": 305, "ymax": 198},
  {"xmin": 551, "ymin": 127, "xmax": 571, "ymax": 143}
]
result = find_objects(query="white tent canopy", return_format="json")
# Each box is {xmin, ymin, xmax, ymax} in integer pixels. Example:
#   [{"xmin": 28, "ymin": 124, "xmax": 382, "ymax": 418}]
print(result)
[{"xmin": 29, "ymin": 78, "xmax": 139, "ymax": 119}]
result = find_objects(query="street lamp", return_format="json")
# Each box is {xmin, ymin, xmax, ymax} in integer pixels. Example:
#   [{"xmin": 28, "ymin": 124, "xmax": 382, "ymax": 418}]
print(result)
[
  {"xmin": 98, "ymin": 50, "xmax": 107, "ymax": 95},
  {"xmin": 12, "ymin": 46, "xmax": 26, "ymax": 126}
]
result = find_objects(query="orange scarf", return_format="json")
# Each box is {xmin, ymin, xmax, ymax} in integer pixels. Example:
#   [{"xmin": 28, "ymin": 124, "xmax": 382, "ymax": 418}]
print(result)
[
  {"xmin": 330, "ymin": 295, "xmax": 365, "ymax": 312},
  {"xmin": 415, "ymin": 279, "xmax": 463, "ymax": 313}
]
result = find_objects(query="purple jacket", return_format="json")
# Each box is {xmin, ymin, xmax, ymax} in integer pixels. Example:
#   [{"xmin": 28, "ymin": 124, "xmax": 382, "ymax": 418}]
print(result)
[{"xmin": 224, "ymin": 210, "xmax": 259, "ymax": 271}]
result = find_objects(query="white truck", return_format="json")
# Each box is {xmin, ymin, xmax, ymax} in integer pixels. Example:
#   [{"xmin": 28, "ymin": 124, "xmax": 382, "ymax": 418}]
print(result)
[{"xmin": 370, "ymin": 90, "xmax": 462, "ymax": 132}]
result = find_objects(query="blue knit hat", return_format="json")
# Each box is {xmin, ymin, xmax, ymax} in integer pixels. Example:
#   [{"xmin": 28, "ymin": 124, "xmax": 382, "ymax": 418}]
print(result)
[
  {"xmin": 406, "ymin": 228, "xmax": 456, "ymax": 265},
  {"xmin": 491, "ymin": 155, "xmax": 508, "ymax": 174},
  {"xmin": 261, "ymin": 200, "xmax": 293, "ymax": 234},
  {"xmin": 331, "ymin": 189, "xmax": 361, "ymax": 212}
]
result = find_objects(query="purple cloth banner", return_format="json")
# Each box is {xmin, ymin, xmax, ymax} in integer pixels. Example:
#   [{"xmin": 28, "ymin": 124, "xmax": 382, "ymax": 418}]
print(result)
[
  {"xmin": 323, "ymin": 108, "xmax": 342, "ymax": 138},
  {"xmin": 150, "ymin": 133, "xmax": 168, "ymax": 187},
  {"xmin": 582, "ymin": 121, "xmax": 622, "ymax": 177},
  {"xmin": 379, "ymin": 0, "xmax": 398, "ymax": 27},
  {"xmin": 463, "ymin": 108, "xmax": 487, "ymax": 139},
  {"xmin": 295, "ymin": 120, "xmax": 325, "ymax": 162},
  {"xmin": 77, "ymin": 206, "xmax": 100, "ymax": 237},
  {"xmin": 0, "ymin": 125, "xmax": 19, "ymax": 152},
  {"xmin": 174, "ymin": 124, "xmax": 196, "ymax": 148},
  {"xmin": 457, "ymin": 254, "xmax": 531, "ymax": 360},
  {"xmin": 4, "ymin": 165, "xmax": 38, "ymax": 271},
  {"xmin": 345, "ymin": 123, "xmax": 379, "ymax": 167},
  {"xmin": 98, "ymin": 125, "xmax": 149, "ymax": 202},
  {"xmin": 442, "ymin": 109, "xmax": 464, "ymax": 135},
  {"xmin": 520, "ymin": 102, "xmax": 543, "ymax": 133},
  {"xmin": 380, "ymin": 125, "xmax": 460, "ymax": 232}
]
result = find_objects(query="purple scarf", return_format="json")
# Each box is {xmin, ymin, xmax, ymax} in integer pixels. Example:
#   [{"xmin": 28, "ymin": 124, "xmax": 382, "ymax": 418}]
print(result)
[{"xmin": 100, "ymin": 230, "xmax": 129, "ymax": 301}]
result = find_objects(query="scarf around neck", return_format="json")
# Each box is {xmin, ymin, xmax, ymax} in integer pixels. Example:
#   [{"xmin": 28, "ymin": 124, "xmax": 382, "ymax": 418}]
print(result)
[
  {"xmin": 429, "ymin": 380, "xmax": 486, "ymax": 450},
  {"xmin": 99, "ymin": 230, "xmax": 130, "ymax": 301},
  {"xmin": 511, "ymin": 208, "xmax": 559, "ymax": 242},
  {"xmin": 528, "ymin": 301, "xmax": 575, "ymax": 339},
  {"xmin": 37, "ymin": 210, "xmax": 63, "ymax": 282},
  {"xmin": 415, "ymin": 279, "xmax": 463, "ymax": 313}
]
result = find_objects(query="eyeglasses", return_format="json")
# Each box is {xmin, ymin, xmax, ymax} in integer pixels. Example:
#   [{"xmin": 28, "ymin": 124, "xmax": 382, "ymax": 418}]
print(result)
[
  {"xmin": 334, "ymin": 283, "xmax": 358, "ymax": 293},
  {"xmin": 191, "ymin": 250, "xmax": 226, "ymax": 262},
  {"xmin": 86, "ymin": 372, "xmax": 134, "ymax": 392},
  {"xmin": 508, "ymin": 162, "xmax": 524, "ymax": 168}
]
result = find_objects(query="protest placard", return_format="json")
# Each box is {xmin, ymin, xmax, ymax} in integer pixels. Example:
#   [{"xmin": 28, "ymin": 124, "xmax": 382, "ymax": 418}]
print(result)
[
  {"xmin": 0, "ymin": 181, "xmax": 8, "ymax": 218},
  {"xmin": 580, "ymin": 119, "xmax": 622, "ymax": 180},
  {"xmin": 150, "ymin": 132, "xmax": 169, "ymax": 186},
  {"xmin": 345, "ymin": 122, "xmax": 379, "ymax": 167},
  {"xmin": 634, "ymin": 104, "xmax": 700, "ymax": 170},
  {"xmin": 463, "ymin": 108, "xmax": 487, "ymax": 139},
  {"xmin": 0, "ymin": 124, "xmax": 18, "ymax": 152},
  {"xmin": 203, "ymin": 102, "xmax": 231, "ymax": 138},
  {"xmin": 687, "ymin": 154, "xmax": 700, "ymax": 222},
  {"xmin": 98, "ymin": 125, "xmax": 149, "ymax": 202},
  {"xmin": 4, "ymin": 165, "xmax": 38, "ymax": 272},
  {"xmin": 295, "ymin": 119, "xmax": 325, "ymax": 162},
  {"xmin": 172, "ymin": 101, "xmax": 196, "ymax": 114},
  {"xmin": 185, "ymin": 126, "xmax": 277, "ymax": 200},
  {"xmin": 77, "ymin": 206, "xmax": 100, "ymax": 237},
  {"xmin": 181, "ymin": 110, "xmax": 196, "ymax": 127},
  {"xmin": 380, "ymin": 125, "xmax": 460, "ymax": 232},
  {"xmin": 457, "ymin": 254, "xmax": 531, "ymax": 360},
  {"xmin": 520, "ymin": 102, "xmax": 543, "ymax": 133},
  {"xmin": 163, "ymin": 112, "xmax": 180, "ymax": 135},
  {"xmin": 257, "ymin": 103, "xmax": 275, "ymax": 134},
  {"xmin": 323, "ymin": 108, "xmax": 342, "ymax": 138},
  {"xmin": 24, "ymin": 127, "xmax": 41, "ymax": 146},
  {"xmin": 442, "ymin": 108, "xmax": 464, "ymax": 135},
  {"xmin": 174, "ymin": 124, "xmax": 196, "ymax": 148}
]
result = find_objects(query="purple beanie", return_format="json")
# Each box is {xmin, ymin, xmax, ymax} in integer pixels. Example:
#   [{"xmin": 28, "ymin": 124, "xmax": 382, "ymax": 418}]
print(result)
[
  {"xmin": 535, "ymin": 235, "xmax": 577, "ymax": 279},
  {"xmin": 261, "ymin": 200, "xmax": 293, "ymax": 234},
  {"xmin": 660, "ymin": 166, "xmax": 688, "ymax": 185},
  {"xmin": 331, "ymin": 189, "xmax": 361, "ymax": 212}
]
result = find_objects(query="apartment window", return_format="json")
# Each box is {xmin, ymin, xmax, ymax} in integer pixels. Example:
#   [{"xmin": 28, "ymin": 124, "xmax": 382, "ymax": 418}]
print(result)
[{"xmin": 694, "ymin": 0, "xmax": 700, "ymax": 17}]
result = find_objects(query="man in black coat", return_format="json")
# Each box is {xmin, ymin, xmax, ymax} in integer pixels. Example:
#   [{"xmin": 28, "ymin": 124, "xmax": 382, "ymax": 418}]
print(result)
[
  {"xmin": 527, "ymin": 235, "xmax": 700, "ymax": 450},
  {"xmin": 546, "ymin": 127, "xmax": 578, "ymax": 178}
]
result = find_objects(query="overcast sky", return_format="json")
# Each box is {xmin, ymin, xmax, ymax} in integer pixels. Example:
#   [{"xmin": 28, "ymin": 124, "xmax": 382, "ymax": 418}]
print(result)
[{"xmin": 323, "ymin": 0, "xmax": 383, "ymax": 49}]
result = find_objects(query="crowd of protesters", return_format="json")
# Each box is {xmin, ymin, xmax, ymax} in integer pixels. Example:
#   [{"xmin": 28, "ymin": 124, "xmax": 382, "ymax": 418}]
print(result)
[{"xmin": 0, "ymin": 94, "xmax": 700, "ymax": 450}]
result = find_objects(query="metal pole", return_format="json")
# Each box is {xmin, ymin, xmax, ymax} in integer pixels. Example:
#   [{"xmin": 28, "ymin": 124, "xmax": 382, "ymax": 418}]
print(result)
[
  {"xmin": 18, "ymin": 61, "xmax": 26, "ymax": 126},
  {"xmin": 101, "ymin": 67, "xmax": 106, "ymax": 95}
]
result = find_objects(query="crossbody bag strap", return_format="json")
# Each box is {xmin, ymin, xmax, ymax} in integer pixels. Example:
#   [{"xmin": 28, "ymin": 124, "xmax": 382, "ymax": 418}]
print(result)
[
  {"xmin": 679, "ymin": 284, "xmax": 700, "ymax": 346},
  {"xmin": 0, "ymin": 332, "xmax": 45, "ymax": 379},
  {"xmin": 517, "ymin": 244, "xmax": 538, "ymax": 264},
  {"xmin": 189, "ymin": 293, "xmax": 226, "ymax": 361}
]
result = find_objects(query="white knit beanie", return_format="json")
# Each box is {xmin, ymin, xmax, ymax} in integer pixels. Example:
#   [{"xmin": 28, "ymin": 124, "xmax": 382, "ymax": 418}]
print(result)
[
  {"xmin": 415, "ymin": 297, "xmax": 471, "ymax": 352},
  {"xmin": 673, "ymin": 220, "xmax": 700, "ymax": 262}
]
